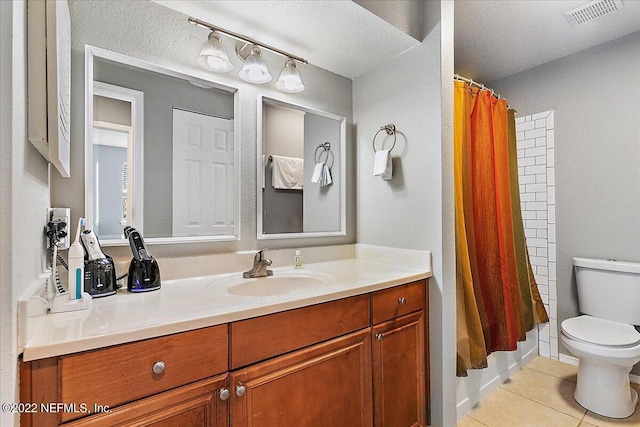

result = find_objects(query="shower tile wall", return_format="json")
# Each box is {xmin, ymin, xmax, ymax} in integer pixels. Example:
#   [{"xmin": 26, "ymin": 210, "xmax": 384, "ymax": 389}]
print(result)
[{"xmin": 516, "ymin": 110, "xmax": 557, "ymax": 359}]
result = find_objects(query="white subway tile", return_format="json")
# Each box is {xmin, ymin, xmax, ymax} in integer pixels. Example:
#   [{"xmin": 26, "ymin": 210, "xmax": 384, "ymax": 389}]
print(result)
[
  {"xmin": 520, "ymin": 184, "xmax": 526, "ymax": 194},
  {"xmin": 549, "ymin": 262, "xmax": 556, "ymax": 281},
  {"xmin": 525, "ymin": 115, "xmax": 531, "ymax": 122},
  {"xmin": 530, "ymin": 256, "xmax": 547, "ymax": 266},
  {"xmin": 547, "ymin": 168, "xmax": 555, "ymax": 185},
  {"xmin": 546, "ymin": 130, "xmax": 554, "ymax": 148},
  {"xmin": 550, "ymin": 318, "xmax": 558, "ymax": 339},
  {"xmin": 522, "ymin": 210, "xmax": 537, "ymax": 220},
  {"xmin": 525, "ymin": 146, "xmax": 546, "ymax": 157},
  {"xmin": 525, "ymin": 128, "xmax": 546, "ymax": 139},
  {"xmin": 548, "ymin": 205, "xmax": 556, "ymax": 224},
  {"xmin": 547, "ymin": 149, "xmax": 555, "ymax": 167},
  {"xmin": 549, "ymin": 280, "xmax": 557, "ymax": 300},
  {"xmin": 537, "ymin": 250, "xmax": 548, "ymax": 260},
  {"xmin": 519, "ymin": 175, "xmax": 536, "ymax": 184},
  {"xmin": 518, "ymin": 167, "xmax": 525, "ymax": 176},
  {"xmin": 548, "ymin": 224, "xmax": 556, "ymax": 242},
  {"xmin": 525, "ymin": 165, "xmax": 546, "ymax": 175},
  {"xmin": 526, "ymin": 183, "xmax": 546, "ymax": 193},
  {"xmin": 536, "ymin": 192, "xmax": 547, "ymax": 202},
  {"xmin": 550, "ymin": 300, "xmax": 557, "ymax": 319},
  {"xmin": 539, "ymin": 341, "xmax": 550, "ymax": 357},
  {"xmin": 541, "ymin": 292, "xmax": 549, "ymax": 304},
  {"xmin": 535, "ymin": 155, "xmax": 547, "ymax": 165},
  {"xmin": 516, "ymin": 131, "xmax": 525, "ymax": 141},
  {"xmin": 518, "ymin": 121, "xmax": 535, "ymax": 131},
  {"xmin": 515, "ymin": 116, "xmax": 525, "ymax": 124},
  {"xmin": 536, "ymin": 137, "xmax": 546, "ymax": 147},
  {"xmin": 518, "ymin": 157, "xmax": 536, "ymax": 167},
  {"xmin": 525, "ymin": 202, "xmax": 547, "ymax": 212},
  {"xmin": 535, "ymin": 119, "xmax": 546, "ymax": 129},
  {"xmin": 518, "ymin": 138, "xmax": 536, "ymax": 149},
  {"xmin": 550, "ymin": 338, "xmax": 558, "ymax": 358},
  {"xmin": 537, "ymin": 229, "xmax": 548, "ymax": 239},
  {"xmin": 548, "ymin": 243, "xmax": 556, "ymax": 262},
  {"xmin": 546, "ymin": 112, "xmax": 554, "ymax": 129},
  {"xmin": 539, "ymin": 323, "xmax": 550, "ymax": 342},
  {"xmin": 525, "ymin": 228, "xmax": 537, "ymax": 238},
  {"xmin": 526, "ymin": 219, "xmax": 548, "ymax": 230},
  {"xmin": 536, "ymin": 276, "xmax": 549, "ymax": 286},
  {"xmin": 536, "ymin": 173, "xmax": 547, "ymax": 183},
  {"xmin": 517, "ymin": 149, "xmax": 525, "ymax": 159},
  {"xmin": 537, "ymin": 283, "xmax": 549, "ymax": 295},
  {"xmin": 527, "ymin": 237, "xmax": 547, "ymax": 247},
  {"xmin": 548, "ymin": 186, "xmax": 556, "ymax": 204},
  {"xmin": 521, "ymin": 193, "xmax": 536, "ymax": 202}
]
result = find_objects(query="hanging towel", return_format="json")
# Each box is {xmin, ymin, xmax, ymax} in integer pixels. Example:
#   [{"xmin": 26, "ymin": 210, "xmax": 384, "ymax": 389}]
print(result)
[
  {"xmin": 311, "ymin": 162, "xmax": 324, "ymax": 183},
  {"xmin": 373, "ymin": 149, "xmax": 392, "ymax": 180},
  {"xmin": 311, "ymin": 162, "xmax": 333, "ymax": 187},
  {"xmin": 271, "ymin": 155, "xmax": 304, "ymax": 190}
]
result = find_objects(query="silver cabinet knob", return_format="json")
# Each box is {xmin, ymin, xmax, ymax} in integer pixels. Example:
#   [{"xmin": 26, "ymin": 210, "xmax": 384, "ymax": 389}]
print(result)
[
  {"xmin": 235, "ymin": 385, "xmax": 246, "ymax": 397},
  {"xmin": 152, "ymin": 361, "xmax": 166, "ymax": 375},
  {"xmin": 398, "ymin": 297, "xmax": 407, "ymax": 305},
  {"xmin": 219, "ymin": 388, "xmax": 230, "ymax": 401},
  {"xmin": 375, "ymin": 333, "xmax": 383, "ymax": 341}
]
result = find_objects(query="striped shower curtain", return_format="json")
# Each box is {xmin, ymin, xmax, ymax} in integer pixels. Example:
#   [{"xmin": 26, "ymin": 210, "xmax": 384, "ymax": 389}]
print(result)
[{"xmin": 454, "ymin": 81, "xmax": 549, "ymax": 377}]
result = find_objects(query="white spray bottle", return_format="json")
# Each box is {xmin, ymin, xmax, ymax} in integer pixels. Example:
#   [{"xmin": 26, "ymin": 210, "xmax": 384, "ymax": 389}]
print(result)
[{"xmin": 50, "ymin": 217, "xmax": 93, "ymax": 313}]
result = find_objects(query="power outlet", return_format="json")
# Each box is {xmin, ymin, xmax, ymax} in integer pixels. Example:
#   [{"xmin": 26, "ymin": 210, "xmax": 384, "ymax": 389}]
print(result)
[{"xmin": 47, "ymin": 207, "xmax": 71, "ymax": 250}]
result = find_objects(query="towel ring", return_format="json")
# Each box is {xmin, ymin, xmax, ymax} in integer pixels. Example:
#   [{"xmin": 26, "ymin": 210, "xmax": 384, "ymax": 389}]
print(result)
[
  {"xmin": 315, "ymin": 142, "xmax": 334, "ymax": 169},
  {"xmin": 372, "ymin": 124, "xmax": 396, "ymax": 153}
]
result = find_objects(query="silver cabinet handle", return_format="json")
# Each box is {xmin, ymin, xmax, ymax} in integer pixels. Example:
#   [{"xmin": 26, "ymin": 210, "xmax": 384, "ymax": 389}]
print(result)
[
  {"xmin": 152, "ymin": 361, "xmax": 166, "ymax": 375},
  {"xmin": 375, "ymin": 333, "xmax": 383, "ymax": 341},
  {"xmin": 219, "ymin": 388, "xmax": 230, "ymax": 401},
  {"xmin": 235, "ymin": 385, "xmax": 246, "ymax": 397},
  {"xmin": 398, "ymin": 297, "xmax": 407, "ymax": 305}
]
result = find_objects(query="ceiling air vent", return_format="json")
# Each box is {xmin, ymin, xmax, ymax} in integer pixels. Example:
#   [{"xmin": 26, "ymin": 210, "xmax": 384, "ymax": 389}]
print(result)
[{"xmin": 564, "ymin": 0, "xmax": 624, "ymax": 26}]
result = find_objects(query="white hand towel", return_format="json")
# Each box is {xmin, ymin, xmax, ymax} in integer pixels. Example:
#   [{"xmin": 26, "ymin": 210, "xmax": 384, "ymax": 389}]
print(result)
[
  {"xmin": 373, "ymin": 150, "xmax": 392, "ymax": 180},
  {"xmin": 311, "ymin": 162, "xmax": 324, "ymax": 183},
  {"xmin": 321, "ymin": 163, "xmax": 332, "ymax": 187},
  {"xmin": 271, "ymin": 155, "xmax": 304, "ymax": 190}
]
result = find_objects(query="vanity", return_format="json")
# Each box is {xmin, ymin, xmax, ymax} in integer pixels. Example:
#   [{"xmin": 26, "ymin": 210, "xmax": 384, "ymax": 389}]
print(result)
[{"xmin": 20, "ymin": 256, "xmax": 431, "ymax": 427}]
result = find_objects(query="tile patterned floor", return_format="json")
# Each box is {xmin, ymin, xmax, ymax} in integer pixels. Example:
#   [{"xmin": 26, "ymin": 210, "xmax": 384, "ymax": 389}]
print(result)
[{"xmin": 458, "ymin": 357, "xmax": 640, "ymax": 427}]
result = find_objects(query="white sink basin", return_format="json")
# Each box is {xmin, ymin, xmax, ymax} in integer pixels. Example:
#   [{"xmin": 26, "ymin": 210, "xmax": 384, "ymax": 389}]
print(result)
[{"xmin": 223, "ymin": 272, "xmax": 334, "ymax": 297}]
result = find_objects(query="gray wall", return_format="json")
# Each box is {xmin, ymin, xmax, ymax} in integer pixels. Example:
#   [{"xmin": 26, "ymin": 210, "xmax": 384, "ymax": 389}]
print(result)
[
  {"xmin": 262, "ymin": 104, "xmax": 304, "ymax": 234},
  {"xmin": 93, "ymin": 57, "xmax": 234, "ymax": 238},
  {"xmin": 1, "ymin": 2, "xmax": 51, "ymax": 425},
  {"xmin": 490, "ymin": 31, "xmax": 640, "ymax": 374},
  {"xmin": 303, "ymin": 113, "xmax": 342, "ymax": 232},
  {"xmin": 352, "ymin": 1, "xmax": 456, "ymax": 424},
  {"xmin": 57, "ymin": 0, "xmax": 354, "ymax": 261}
]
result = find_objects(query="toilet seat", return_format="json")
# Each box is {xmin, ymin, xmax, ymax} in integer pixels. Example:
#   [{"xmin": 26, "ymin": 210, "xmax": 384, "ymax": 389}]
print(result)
[{"xmin": 561, "ymin": 315, "xmax": 640, "ymax": 348}]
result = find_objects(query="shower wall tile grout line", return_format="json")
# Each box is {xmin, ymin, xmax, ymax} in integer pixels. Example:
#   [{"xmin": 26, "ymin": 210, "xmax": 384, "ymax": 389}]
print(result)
[{"xmin": 516, "ymin": 110, "xmax": 557, "ymax": 359}]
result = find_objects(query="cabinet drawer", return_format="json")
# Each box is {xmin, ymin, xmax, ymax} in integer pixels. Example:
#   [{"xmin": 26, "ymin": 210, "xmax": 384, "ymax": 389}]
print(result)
[
  {"xmin": 231, "ymin": 294, "xmax": 369, "ymax": 369},
  {"xmin": 59, "ymin": 324, "xmax": 228, "ymax": 423},
  {"xmin": 372, "ymin": 280, "xmax": 425, "ymax": 324}
]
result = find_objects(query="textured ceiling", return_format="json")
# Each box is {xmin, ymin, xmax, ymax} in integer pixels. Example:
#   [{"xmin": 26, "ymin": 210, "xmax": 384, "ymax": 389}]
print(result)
[
  {"xmin": 152, "ymin": 0, "xmax": 420, "ymax": 79},
  {"xmin": 455, "ymin": 0, "xmax": 640, "ymax": 83}
]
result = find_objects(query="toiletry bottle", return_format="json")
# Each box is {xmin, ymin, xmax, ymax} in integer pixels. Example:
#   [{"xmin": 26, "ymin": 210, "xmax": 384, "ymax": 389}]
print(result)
[
  {"xmin": 294, "ymin": 250, "xmax": 303, "ymax": 268},
  {"xmin": 68, "ymin": 218, "xmax": 86, "ymax": 300}
]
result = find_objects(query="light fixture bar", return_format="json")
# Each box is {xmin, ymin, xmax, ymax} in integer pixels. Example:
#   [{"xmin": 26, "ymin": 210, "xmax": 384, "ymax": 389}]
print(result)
[{"xmin": 188, "ymin": 17, "xmax": 308, "ymax": 65}]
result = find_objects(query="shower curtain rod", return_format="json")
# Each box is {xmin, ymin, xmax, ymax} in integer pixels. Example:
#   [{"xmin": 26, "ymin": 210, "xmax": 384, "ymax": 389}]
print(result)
[{"xmin": 454, "ymin": 74, "xmax": 513, "ymax": 110}]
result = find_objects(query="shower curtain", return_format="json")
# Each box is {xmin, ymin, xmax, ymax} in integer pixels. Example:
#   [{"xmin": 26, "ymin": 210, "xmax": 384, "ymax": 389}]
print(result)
[{"xmin": 454, "ymin": 81, "xmax": 548, "ymax": 377}]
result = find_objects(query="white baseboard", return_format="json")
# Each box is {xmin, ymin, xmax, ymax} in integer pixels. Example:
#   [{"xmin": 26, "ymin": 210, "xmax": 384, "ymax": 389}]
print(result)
[
  {"xmin": 558, "ymin": 353, "xmax": 640, "ymax": 385},
  {"xmin": 456, "ymin": 331, "xmax": 538, "ymax": 420}
]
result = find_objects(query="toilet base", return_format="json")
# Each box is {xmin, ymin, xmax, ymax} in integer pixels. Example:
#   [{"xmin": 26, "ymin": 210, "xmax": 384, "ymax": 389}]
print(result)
[{"xmin": 574, "ymin": 360, "xmax": 638, "ymax": 418}]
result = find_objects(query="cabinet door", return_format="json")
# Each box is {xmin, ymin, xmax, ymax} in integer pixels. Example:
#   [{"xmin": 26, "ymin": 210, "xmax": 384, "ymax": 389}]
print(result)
[
  {"xmin": 64, "ymin": 375, "xmax": 229, "ymax": 427},
  {"xmin": 372, "ymin": 312, "xmax": 426, "ymax": 427},
  {"xmin": 230, "ymin": 330, "xmax": 372, "ymax": 427}
]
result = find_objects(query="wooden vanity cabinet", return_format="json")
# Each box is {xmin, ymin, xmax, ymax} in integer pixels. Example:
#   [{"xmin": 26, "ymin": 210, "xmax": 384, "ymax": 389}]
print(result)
[{"xmin": 20, "ymin": 279, "xmax": 429, "ymax": 427}]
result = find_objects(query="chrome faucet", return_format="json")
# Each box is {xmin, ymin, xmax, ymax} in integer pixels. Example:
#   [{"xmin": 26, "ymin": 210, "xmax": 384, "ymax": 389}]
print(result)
[{"xmin": 243, "ymin": 250, "xmax": 273, "ymax": 278}]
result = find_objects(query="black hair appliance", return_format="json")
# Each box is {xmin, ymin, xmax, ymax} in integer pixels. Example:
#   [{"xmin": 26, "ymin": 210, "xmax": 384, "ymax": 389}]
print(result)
[
  {"xmin": 80, "ymin": 230, "xmax": 117, "ymax": 297},
  {"xmin": 124, "ymin": 226, "xmax": 161, "ymax": 292}
]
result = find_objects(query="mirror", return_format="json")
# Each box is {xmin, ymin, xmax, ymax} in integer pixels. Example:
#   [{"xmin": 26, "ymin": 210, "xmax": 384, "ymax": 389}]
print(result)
[
  {"xmin": 85, "ymin": 46, "xmax": 240, "ymax": 244},
  {"xmin": 257, "ymin": 95, "xmax": 346, "ymax": 239}
]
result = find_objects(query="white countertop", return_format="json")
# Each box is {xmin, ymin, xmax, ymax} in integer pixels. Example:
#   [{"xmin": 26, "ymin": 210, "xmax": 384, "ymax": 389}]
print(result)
[{"xmin": 22, "ymin": 258, "xmax": 431, "ymax": 361}]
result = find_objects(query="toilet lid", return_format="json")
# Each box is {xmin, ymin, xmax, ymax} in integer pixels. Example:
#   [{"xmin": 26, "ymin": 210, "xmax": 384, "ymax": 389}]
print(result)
[{"xmin": 561, "ymin": 315, "xmax": 640, "ymax": 347}]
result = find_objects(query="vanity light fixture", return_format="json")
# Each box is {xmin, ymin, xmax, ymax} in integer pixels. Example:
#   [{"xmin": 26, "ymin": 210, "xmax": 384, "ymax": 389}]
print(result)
[
  {"xmin": 188, "ymin": 17, "xmax": 308, "ymax": 93},
  {"xmin": 275, "ymin": 58, "xmax": 305, "ymax": 93},
  {"xmin": 196, "ymin": 31, "xmax": 233, "ymax": 73}
]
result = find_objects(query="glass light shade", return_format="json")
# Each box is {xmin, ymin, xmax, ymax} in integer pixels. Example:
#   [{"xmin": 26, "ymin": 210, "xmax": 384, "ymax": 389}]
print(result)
[
  {"xmin": 275, "ymin": 59, "xmax": 305, "ymax": 93},
  {"xmin": 196, "ymin": 32, "xmax": 233, "ymax": 73},
  {"xmin": 238, "ymin": 46, "xmax": 272, "ymax": 84}
]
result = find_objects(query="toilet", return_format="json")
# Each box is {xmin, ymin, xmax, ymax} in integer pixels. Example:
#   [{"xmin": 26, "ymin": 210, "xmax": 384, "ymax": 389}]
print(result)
[{"xmin": 560, "ymin": 257, "xmax": 640, "ymax": 418}]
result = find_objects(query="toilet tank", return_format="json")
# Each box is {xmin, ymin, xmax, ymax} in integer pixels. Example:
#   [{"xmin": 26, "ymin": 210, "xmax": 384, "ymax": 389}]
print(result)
[{"xmin": 573, "ymin": 257, "xmax": 640, "ymax": 325}]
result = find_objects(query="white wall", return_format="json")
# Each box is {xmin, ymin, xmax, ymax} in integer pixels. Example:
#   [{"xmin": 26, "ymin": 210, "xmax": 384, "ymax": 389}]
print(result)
[
  {"xmin": 490, "ymin": 32, "xmax": 640, "ymax": 375},
  {"xmin": 56, "ymin": 0, "xmax": 355, "ymax": 260},
  {"xmin": 353, "ymin": 1, "xmax": 456, "ymax": 424},
  {"xmin": 1, "ymin": 2, "xmax": 52, "ymax": 426}
]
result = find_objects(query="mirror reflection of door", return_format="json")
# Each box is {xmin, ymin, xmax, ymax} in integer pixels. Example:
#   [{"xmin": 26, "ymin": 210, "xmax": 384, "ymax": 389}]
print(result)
[
  {"xmin": 92, "ymin": 95, "xmax": 134, "ymax": 239},
  {"xmin": 172, "ymin": 108, "xmax": 235, "ymax": 237}
]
